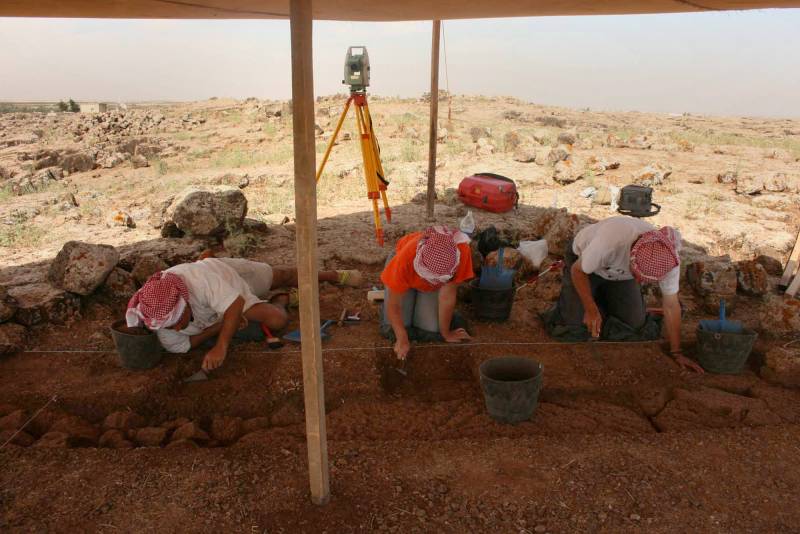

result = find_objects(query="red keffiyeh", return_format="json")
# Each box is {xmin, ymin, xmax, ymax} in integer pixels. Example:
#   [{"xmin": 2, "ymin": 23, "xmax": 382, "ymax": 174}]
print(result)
[
  {"xmin": 412, "ymin": 226, "xmax": 469, "ymax": 287},
  {"xmin": 630, "ymin": 227, "xmax": 681, "ymax": 283},
  {"xmin": 126, "ymin": 272, "xmax": 190, "ymax": 329}
]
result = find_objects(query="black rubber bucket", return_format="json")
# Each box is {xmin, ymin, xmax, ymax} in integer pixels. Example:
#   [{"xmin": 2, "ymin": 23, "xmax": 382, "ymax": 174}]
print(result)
[
  {"xmin": 695, "ymin": 325, "xmax": 757, "ymax": 374},
  {"xmin": 110, "ymin": 319, "xmax": 164, "ymax": 370},
  {"xmin": 470, "ymin": 281, "xmax": 515, "ymax": 322},
  {"xmin": 479, "ymin": 357, "xmax": 543, "ymax": 424}
]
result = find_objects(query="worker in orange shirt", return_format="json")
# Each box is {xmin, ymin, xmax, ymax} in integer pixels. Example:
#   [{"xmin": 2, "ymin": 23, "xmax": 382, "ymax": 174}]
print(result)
[{"xmin": 380, "ymin": 226, "xmax": 474, "ymax": 359}]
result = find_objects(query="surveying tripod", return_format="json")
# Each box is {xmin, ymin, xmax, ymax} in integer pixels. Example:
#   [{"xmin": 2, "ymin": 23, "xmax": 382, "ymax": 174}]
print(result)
[{"xmin": 316, "ymin": 90, "xmax": 391, "ymax": 246}]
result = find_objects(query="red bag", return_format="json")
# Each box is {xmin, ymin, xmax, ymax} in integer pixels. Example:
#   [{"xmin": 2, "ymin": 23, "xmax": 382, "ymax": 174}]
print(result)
[{"xmin": 457, "ymin": 173, "xmax": 519, "ymax": 213}]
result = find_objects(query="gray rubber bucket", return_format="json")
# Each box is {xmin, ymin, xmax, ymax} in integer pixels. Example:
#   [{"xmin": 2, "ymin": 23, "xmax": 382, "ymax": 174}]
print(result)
[
  {"xmin": 110, "ymin": 319, "xmax": 164, "ymax": 370},
  {"xmin": 479, "ymin": 357, "xmax": 543, "ymax": 424},
  {"xmin": 470, "ymin": 281, "xmax": 515, "ymax": 322},
  {"xmin": 695, "ymin": 325, "xmax": 757, "ymax": 374}
]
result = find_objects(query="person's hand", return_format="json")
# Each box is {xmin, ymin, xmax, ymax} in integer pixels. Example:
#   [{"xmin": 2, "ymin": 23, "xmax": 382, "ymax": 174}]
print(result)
[
  {"xmin": 672, "ymin": 351, "xmax": 704, "ymax": 374},
  {"xmin": 583, "ymin": 306, "xmax": 602, "ymax": 338},
  {"xmin": 238, "ymin": 315, "xmax": 248, "ymax": 331},
  {"xmin": 202, "ymin": 344, "xmax": 227, "ymax": 372},
  {"xmin": 442, "ymin": 328, "xmax": 472, "ymax": 343},
  {"xmin": 394, "ymin": 337, "xmax": 410, "ymax": 360}
]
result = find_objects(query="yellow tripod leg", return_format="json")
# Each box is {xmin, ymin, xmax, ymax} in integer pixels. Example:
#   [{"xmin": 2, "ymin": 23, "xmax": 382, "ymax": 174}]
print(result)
[
  {"xmin": 362, "ymin": 102, "xmax": 392, "ymax": 222},
  {"xmin": 315, "ymin": 97, "xmax": 352, "ymax": 182},
  {"xmin": 355, "ymin": 104, "xmax": 383, "ymax": 245}
]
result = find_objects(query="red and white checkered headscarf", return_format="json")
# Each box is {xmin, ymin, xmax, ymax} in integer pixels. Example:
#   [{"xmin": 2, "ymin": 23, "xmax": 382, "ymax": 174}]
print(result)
[
  {"xmin": 630, "ymin": 226, "xmax": 681, "ymax": 283},
  {"xmin": 126, "ymin": 272, "xmax": 190, "ymax": 330},
  {"xmin": 413, "ymin": 226, "xmax": 469, "ymax": 287}
]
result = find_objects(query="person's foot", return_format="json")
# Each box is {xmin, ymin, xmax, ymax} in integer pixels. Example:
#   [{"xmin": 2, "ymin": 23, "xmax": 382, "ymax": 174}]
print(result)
[
  {"xmin": 270, "ymin": 289, "xmax": 299, "ymax": 308},
  {"xmin": 336, "ymin": 270, "xmax": 363, "ymax": 287}
]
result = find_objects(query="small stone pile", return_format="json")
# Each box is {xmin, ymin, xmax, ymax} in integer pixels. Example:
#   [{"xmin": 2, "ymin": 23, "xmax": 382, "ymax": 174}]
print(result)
[{"xmin": 0, "ymin": 407, "xmax": 298, "ymax": 450}]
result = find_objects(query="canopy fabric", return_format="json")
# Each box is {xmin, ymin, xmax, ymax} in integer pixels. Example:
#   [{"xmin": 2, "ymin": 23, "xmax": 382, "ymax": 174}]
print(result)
[{"xmin": 2, "ymin": 0, "xmax": 800, "ymax": 20}]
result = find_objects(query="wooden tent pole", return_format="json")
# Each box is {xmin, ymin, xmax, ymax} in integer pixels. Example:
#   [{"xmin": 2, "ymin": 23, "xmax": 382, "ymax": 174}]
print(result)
[
  {"xmin": 426, "ymin": 19, "xmax": 441, "ymax": 221},
  {"xmin": 289, "ymin": 0, "xmax": 330, "ymax": 506}
]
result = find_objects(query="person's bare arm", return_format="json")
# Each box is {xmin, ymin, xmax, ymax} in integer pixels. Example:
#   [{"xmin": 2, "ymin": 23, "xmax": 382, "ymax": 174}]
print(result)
[
  {"xmin": 438, "ymin": 282, "xmax": 471, "ymax": 343},
  {"xmin": 571, "ymin": 259, "xmax": 602, "ymax": 337},
  {"xmin": 189, "ymin": 322, "xmax": 223, "ymax": 349},
  {"xmin": 202, "ymin": 296, "xmax": 245, "ymax": 371},
  {"xmin": 662, "ymin": 293, "xmax": 703, "ymax": 374},
  {"xmin": 386, "ymin": 288, "xmax": 410, "ymax": 359}
]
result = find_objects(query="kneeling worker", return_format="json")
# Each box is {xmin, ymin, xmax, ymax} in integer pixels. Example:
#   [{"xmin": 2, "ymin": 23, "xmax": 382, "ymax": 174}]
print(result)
[
  {"xmin": 126, "ymin": 257, "xmax": 361, "ymax": 371},
  {"xmin": 381, "ymin": 226, "xmax": 473, "ymax": 359},
  {"xmin": 551, "ymin": 216, "xmax": 702, "ymax": 373}
]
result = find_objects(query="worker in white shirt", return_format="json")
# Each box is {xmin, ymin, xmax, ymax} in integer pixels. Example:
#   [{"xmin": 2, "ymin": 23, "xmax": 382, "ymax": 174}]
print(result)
[
  {"xmin": 126, "ymin": 257, "xmax": 361, "ymax": 371},
  {"xmin": 553, "ymin": 216, "xmax": 703, "ymax": 374}
]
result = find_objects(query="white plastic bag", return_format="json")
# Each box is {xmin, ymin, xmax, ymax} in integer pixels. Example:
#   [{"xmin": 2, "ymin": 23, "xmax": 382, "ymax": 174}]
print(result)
[
  {"xmin": 459, "ymin": 210, "xmax": 476, "ymax": 236},
  {"xmin": 518, "ymin": 240, "xmax": 548, "ymax": 269}
]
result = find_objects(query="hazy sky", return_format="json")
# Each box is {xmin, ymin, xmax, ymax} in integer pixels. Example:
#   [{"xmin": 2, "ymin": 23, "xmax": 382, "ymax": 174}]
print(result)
[{"xmin": 1, "ymin": 10, "xmax": 799, "ymax": 118}]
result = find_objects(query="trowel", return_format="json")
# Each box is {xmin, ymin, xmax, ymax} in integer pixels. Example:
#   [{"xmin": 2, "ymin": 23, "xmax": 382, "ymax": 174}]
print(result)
[{"xmin": 183, "ymin": 369, "xmax": 209, "ymax": 383}]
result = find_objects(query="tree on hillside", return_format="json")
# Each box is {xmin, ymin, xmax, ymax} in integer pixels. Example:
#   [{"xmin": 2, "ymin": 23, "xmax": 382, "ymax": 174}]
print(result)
[
  {"xmin": 68, "ymin": 99, "xmax": 80, "ymax": 112},
  {"xmin": 57, "ymin": 100, "xmax": 68, "ymax": 112}
]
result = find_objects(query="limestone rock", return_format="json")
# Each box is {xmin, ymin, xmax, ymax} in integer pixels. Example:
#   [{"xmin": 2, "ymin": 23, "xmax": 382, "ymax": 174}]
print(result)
[
  {"xmin": 686, "ymin": 260, "xmax": 737, "ymax": 297},
  {"xmin": 0, "ymin": 429, "xmax": 34, "ymax": 447},
  {"xmin": 717, "ymin": 170, "xmax": 738, "ymax": 184},
  {"xmin": 108, "ymin": 210, "xmax": 136, "ymax": 228},
  {"xmin": 210, "ymin": 415, "xmax": 243, "ymax": 444},
  {"xmin": 33, "ymin": 431, "xmax": 74, "ymax": 448},
  {"xmin": 102, "ymin": 268, "xmax": 137, "ymax": 300},
  {"xmin": 475, "ymin": 138, "xmax": 495, "ymax": 155},
  {"xmin": 49, "ymin": 415, "xmax": 100, "ymax": 446},
  {"xmin": 131, "ymin": 154, "xmax": 149, "ymax": 168},
  {"xmin": 755, "ymin": 255, "xmax": 783, "ymax": 276},
  {"xmin": 758, "ymin": 294, "xmax": 800, "ymax": 335},
  {"xmin": 103, "ymin": 411, "xmax": 145, "ymax": 432},
  {"xmin": 134, "ymin": 143, "xmax": 162, "ymax": 159},
  {"xmin": 763, "ymin": 172, "xmax": 788, "ymax": 193},
  {"xmin": 117, "ymin": 238, "xmax": 208, "ymax": 271},
  {"xmin": 633, "ymin": 164, "xmax": 671, "ymax": 187},
  {"xmin": 0, "ymin": 409, "xmax": 26, "ymax": 431},
  {"xmin": 48, "ymin": 241, "xmax": 119, "ymax": 296},
  {"xmin": 469, "ymin": 126, "xmax": 491, "ymax": 142},
  {"xmin": 541, "ymin": 210, "xmax": 579, "ymax": 256},
  {"xmin": 735, "ymin": 260, "xmax": 769, "ymax": 297},
  {"xmin": 59, "ymin": 152, "xmax": 95, "ymax": 173},
  {"xmin": 134, "ymin": 426, "xmax": 169, "ymax": 447},
  {"xmin": 504, "ymin": 131, "xmax": 528, "ymax": 151},
  {"xmin": 513, "ymin": 144, "xmax": 538, "ymax": 163},
  {"xmin": 547, "ymin": 145, "xmax": 570, "ymax": 165},
  {"xmin": 0, "ymin": 323, "xmax": 27, "ymax": 355},
  {"xmin": 0, "ymin": 285, "xmax": 18, "ymax": 323},
  {"xmin": 552, "ymin": 159, "xmax": 584, "ymax": 185},
  {"xmin": 166, "ymin": 438, "xmax": 200, "ymax": 450},
  {"xmin": 557, "ymin": 131, "xmax": 577, "ymax": 145},
  {"xmin": 241, "ymin": 417, "xmax": 271, "ymax": 434},
  {"xmin": 166, "ymin": 186, "xmax": 248, "ymax": 237},
  {"xmin": 98, "ymin": 429, "xmax": 134, "ymax": 449},
  {"xmin": 735, "ymin": 175, "xmax": 764, "ymax": 195},
  {"xmin": 171, "ymin": 421, "xmax": 209, "ymax": 442},
  {"xmin": 7, "ymin": 283, "xmax": 81, "ymax": 325},
  {"xmin": 131, "ymin": 256, "xmax": 170, "ymax": 285}
]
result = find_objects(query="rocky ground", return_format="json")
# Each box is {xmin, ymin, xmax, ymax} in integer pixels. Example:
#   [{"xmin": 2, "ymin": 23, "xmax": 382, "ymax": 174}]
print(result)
[{"xmin": 1, "ymin": 95, "xmax": 800, "ymax": 531}]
